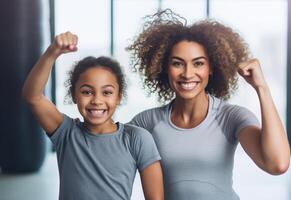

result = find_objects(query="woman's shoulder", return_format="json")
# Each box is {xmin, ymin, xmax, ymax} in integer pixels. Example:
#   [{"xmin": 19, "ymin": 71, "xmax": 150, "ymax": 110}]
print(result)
[
  {"xmin": 210, "ymin": 95, "xmax": 257, "ymax": 122},
  {"xmin": 123, "ymin": 123, "xmax": 151, "ymax": 137},
  {"xmin": 135, "ymin": 104, "xmax": 168, "ymax": 117},
  {"xmin": 126, "ymin": 103, "xmax": 169, "ymax": 132},
  {"xmin": 122, "ymin": 123, "xmax": 156, "ymax": 149},
  {"xmin": 129, "ymin": 104, "xmax": 169, "ymax": 129}
]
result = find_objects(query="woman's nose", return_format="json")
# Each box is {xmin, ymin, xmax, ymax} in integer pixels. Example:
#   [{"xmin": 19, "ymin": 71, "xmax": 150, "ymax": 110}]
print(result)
[{"xmin": 181, "ymin": 65, "xmax": 195, "ymax": 79}]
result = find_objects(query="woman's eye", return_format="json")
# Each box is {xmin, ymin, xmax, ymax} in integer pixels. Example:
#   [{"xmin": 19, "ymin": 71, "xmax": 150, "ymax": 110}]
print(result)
[
  {"xmin": 194, "ymin": 61, "xmax": 204, "ymax": 67},
  {"xmin": 172, "ymin": 61, "xmax": 183, "ymax": 67}
]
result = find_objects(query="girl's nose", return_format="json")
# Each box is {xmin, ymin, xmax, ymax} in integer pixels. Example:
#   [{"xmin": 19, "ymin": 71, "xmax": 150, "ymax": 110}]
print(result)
[{"xmin": 90, "ymin": 95, "xmax": 103, "ymax": 105}]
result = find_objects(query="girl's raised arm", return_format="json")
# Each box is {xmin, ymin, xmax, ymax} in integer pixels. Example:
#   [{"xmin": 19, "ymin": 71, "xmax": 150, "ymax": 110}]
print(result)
[{"xmin": 22, "ymin": 31, "xmax": 78, "ymax": 135}]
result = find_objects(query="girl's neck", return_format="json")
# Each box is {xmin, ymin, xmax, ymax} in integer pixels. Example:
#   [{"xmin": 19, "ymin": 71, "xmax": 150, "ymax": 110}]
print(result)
[
  {"xmin": 84, "ymin": 120, "xmax": 117, "ymax": 135},
  {"xmin": 171, "ymin": 92, "xmax": 209, "ymax": 129}
]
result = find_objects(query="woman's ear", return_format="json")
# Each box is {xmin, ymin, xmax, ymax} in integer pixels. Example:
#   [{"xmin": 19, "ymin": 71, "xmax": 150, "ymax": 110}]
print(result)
[
  {"xmin": 209, "ymin": 66, "xmax": 213, "ymax": 76},
  {"xmin": 72, "ymin": 96, "xmax": 77, "ymax": 104}
]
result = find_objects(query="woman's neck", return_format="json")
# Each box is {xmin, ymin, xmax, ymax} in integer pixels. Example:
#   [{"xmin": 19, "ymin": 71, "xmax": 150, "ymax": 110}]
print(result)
[{"xmin": 171, "ymin": 93, "xmax": 209, "ymax": 129}]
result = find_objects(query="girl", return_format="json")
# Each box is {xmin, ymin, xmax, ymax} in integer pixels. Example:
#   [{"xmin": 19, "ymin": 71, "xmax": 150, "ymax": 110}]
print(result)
[
  {"xmin": 127, "ymin": 9, "xmax": 290, "ymax": 200},
  {"xmin": 22, "ymin": 31, "xmax": 164, "ymax": 200}
]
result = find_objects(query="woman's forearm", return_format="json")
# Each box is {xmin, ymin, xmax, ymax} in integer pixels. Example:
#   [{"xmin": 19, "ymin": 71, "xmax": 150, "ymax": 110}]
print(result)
[{"xmin": 257, "ymin": 85, "xmax": 290, "ymax": 173}]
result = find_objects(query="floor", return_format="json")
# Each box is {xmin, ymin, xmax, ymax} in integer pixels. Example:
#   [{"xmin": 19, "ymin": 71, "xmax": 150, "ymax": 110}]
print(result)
[{"xmin": 0, "ymin": 146, "xmax": 290, "ymax": 200}]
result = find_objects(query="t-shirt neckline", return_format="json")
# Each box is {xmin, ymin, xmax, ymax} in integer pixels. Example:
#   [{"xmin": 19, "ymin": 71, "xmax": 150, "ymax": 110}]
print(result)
[
  {"xmin": 167, "ymin": 94, "xmax": 213, "ymax": 131},
  {"xmin": 79, "ymin": 122, "xmax": 123, "ymax": 138}
]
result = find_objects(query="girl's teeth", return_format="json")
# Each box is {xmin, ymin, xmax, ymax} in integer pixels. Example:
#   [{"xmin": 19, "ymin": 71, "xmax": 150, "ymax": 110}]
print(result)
[{"xmin": 89, "ymin": 109, "xmax": 105, "ymax": 117}]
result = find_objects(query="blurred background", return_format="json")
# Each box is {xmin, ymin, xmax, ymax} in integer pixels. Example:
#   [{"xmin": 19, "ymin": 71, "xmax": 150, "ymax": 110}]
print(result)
[{"xmin": 0, "ymin": 0, "xmax": 291, "ymax": 199}]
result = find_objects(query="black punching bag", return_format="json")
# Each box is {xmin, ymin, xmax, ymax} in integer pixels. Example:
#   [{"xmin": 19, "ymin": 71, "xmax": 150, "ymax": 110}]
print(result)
[{"xmin": 0, "ymin": 0, "xmax": 46, "ymax": 172}]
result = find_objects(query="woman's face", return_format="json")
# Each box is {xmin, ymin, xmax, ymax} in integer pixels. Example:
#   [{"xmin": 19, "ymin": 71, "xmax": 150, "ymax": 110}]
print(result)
[{"xmin": 167, "ymin": 40, "xmax": 212, "ymax": 100}]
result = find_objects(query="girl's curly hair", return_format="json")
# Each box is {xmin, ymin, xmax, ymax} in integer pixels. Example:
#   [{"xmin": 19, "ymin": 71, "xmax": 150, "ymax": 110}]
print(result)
[
  {"xmin": 126, "ymin": 9, "xmax": 250, "ymax": 103},
  {"xmin": 65, "ymin": 56, "xmax": 127, "ymax": 104}
]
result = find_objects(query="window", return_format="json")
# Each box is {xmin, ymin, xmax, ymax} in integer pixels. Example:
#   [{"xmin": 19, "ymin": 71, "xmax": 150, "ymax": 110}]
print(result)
[
  {"xmin": 55, "ymin": 0, "xmax": 110, "ymax": 119},
  {"xmin": 211, "ymin": 0, "xmax": 288, "ymax": 199}
]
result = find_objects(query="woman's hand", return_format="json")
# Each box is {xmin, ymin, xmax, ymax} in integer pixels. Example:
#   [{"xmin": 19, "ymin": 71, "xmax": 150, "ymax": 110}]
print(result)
[{"xmin": 238, "ymin": 58, "xmax": 267, "ymax": 90}]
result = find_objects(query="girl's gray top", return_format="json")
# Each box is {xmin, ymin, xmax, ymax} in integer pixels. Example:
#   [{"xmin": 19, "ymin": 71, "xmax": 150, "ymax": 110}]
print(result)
[
  {"xmin": 129, "ymin": 95, "xmax": 260, "ymax": 200},
  {"xmin": 50, "ymin": 114, "xmax": 161, "ymax": 200}
]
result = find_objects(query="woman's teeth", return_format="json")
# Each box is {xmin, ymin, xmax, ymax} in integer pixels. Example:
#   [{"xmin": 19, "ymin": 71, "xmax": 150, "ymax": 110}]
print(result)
[{"xmin": 179, "ymin": 82, "xmax": 198, "ymax": 90}]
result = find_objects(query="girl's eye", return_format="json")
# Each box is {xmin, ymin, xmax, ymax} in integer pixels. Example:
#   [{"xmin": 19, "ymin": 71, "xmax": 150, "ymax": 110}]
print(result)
[
  {"xmin": 81, "ymin": 90, "xmax": 93, "ymax": 95},
  {"xmin": 103, "ymin": 90, "xmax": 113, "ymax": 96},
  {"xmin": 194, "ymin": 61, "xmax": 204, "ymax": 67}
]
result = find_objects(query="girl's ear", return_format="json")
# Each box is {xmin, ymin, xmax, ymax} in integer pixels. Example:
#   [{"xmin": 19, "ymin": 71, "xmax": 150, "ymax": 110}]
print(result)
[{"xmin": 117, "ymin": 95, "xmax": 122, "ymax": 105}]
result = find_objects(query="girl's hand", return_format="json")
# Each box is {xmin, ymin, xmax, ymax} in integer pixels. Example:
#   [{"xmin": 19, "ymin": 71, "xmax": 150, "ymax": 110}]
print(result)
[
  {"xmin": 238, "ymin": 58, "xmax": 267, "ymax": 90},
  {"xmin": 49, "ymin": 31, "xmax": 78, "ymax": 57}
]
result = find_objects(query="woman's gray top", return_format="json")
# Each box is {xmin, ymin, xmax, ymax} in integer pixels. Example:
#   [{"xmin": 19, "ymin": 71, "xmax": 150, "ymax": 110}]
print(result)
[{"xmin": 129, "ymin": 95, "xmax": 260, "ymax": 200}]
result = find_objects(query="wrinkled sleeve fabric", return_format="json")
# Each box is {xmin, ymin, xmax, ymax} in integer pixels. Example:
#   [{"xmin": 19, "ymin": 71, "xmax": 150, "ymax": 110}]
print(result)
[
  {"xmin": 128, "ymin": 125, "xmax": 161, "ymax": 172},
  {"xmin": 128, "ymin": 109, "xmax": 157, "ymax": 133},
  {"xmin": 49, "ymin": 114, "xmax": 74, "ymax": 164},
  {"xmin": 220, "ymin": 105, "xmax": 260, "ymax": 143}
]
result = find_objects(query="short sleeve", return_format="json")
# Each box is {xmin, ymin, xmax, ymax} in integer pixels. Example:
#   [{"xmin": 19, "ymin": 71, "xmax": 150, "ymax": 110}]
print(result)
[
  {"xmin": 49, "ymin": 114, "xmax": 74, "ymax": 155},
  {"xmin": 232, "ymin": 106, "xmax": 260, "ymax": 138},
  {"xmin": 128, "ymin": 106, "xmax": 167, "ymax": 133},
  {"xmin": 217, "ymin": 104, "xmax": 260, "ymax": 144},
  {"xmin": 128, "ymin": 110, "xmax": 153, "ymax": 132},
  {"xmin": 127, "ymin": 125, "xmax": 161, "ymax": 172}
]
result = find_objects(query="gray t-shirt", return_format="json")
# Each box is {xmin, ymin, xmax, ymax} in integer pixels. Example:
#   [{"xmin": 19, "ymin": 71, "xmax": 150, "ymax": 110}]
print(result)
[
  {"xmin": 50, "ymin": 114, "xmax": 161, "ymax": 200},
  {"xmin": 129, "ymin": 95, "xmax": 260, "ymax": 200}
]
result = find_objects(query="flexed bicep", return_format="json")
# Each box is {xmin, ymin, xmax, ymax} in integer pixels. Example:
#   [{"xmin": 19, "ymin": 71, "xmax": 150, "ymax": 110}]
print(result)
[{"xmin": 22, "ymin": 31, "xmax": 78, "ymax": 135}]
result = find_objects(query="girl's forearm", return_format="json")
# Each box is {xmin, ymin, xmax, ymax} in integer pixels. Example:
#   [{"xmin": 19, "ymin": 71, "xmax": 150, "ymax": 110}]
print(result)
[{"xmin": 22, "ymin": 47, "xmax": 58, "ymax": 103}]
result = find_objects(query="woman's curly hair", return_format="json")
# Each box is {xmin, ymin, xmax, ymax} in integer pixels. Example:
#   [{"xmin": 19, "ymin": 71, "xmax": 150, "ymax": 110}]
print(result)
[{"xmin": 126, "ymin": 9, "xmax": 250, "ymax": 103}]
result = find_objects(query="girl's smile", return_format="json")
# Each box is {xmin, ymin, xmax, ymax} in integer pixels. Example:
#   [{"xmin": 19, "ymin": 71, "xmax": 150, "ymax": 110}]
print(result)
[{"xmin": 74, "ymin": 67, "xmax": 120, "ymax": 134}]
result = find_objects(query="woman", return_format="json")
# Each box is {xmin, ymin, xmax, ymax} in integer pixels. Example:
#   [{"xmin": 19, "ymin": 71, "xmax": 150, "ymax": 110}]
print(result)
[{"xmin": 127, "ymin": 9, "xmax": 290, "ymax": 200}]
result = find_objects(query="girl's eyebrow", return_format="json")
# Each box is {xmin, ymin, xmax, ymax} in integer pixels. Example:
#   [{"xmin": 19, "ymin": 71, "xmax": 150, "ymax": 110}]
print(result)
[
  {"xmin": 102, "ymin": 85, "xmax": 115, "ymax": 89},
  {"xmin": 171, "ymin": 56, "xmax": 208, "ymax": 61},
  {"xmin": 79, "ymin": 84, "xmax": 93, "ymax": 89},
  {"xmin": 79, "ymin": 84, "xmax": 116, "ymax": 89}
]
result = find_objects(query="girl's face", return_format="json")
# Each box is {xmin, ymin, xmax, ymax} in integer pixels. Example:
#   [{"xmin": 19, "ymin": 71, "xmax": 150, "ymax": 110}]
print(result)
[
  {"xmin": 167, "ymin": 40, "xmax": 212, "ymax": 101},
  {"xmin": 74, "ymin": 67, "xmax": 120, "ymax": 133}
]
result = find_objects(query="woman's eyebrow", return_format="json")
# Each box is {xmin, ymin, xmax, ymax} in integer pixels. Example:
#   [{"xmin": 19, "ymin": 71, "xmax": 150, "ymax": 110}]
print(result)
[
  {"xmin": 171, "ymin": 56, "xmax": 208, "ymax": 61},
  {"xmin": 192, "ymin": 56, "xmax": 208, "ymax": 61}
]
